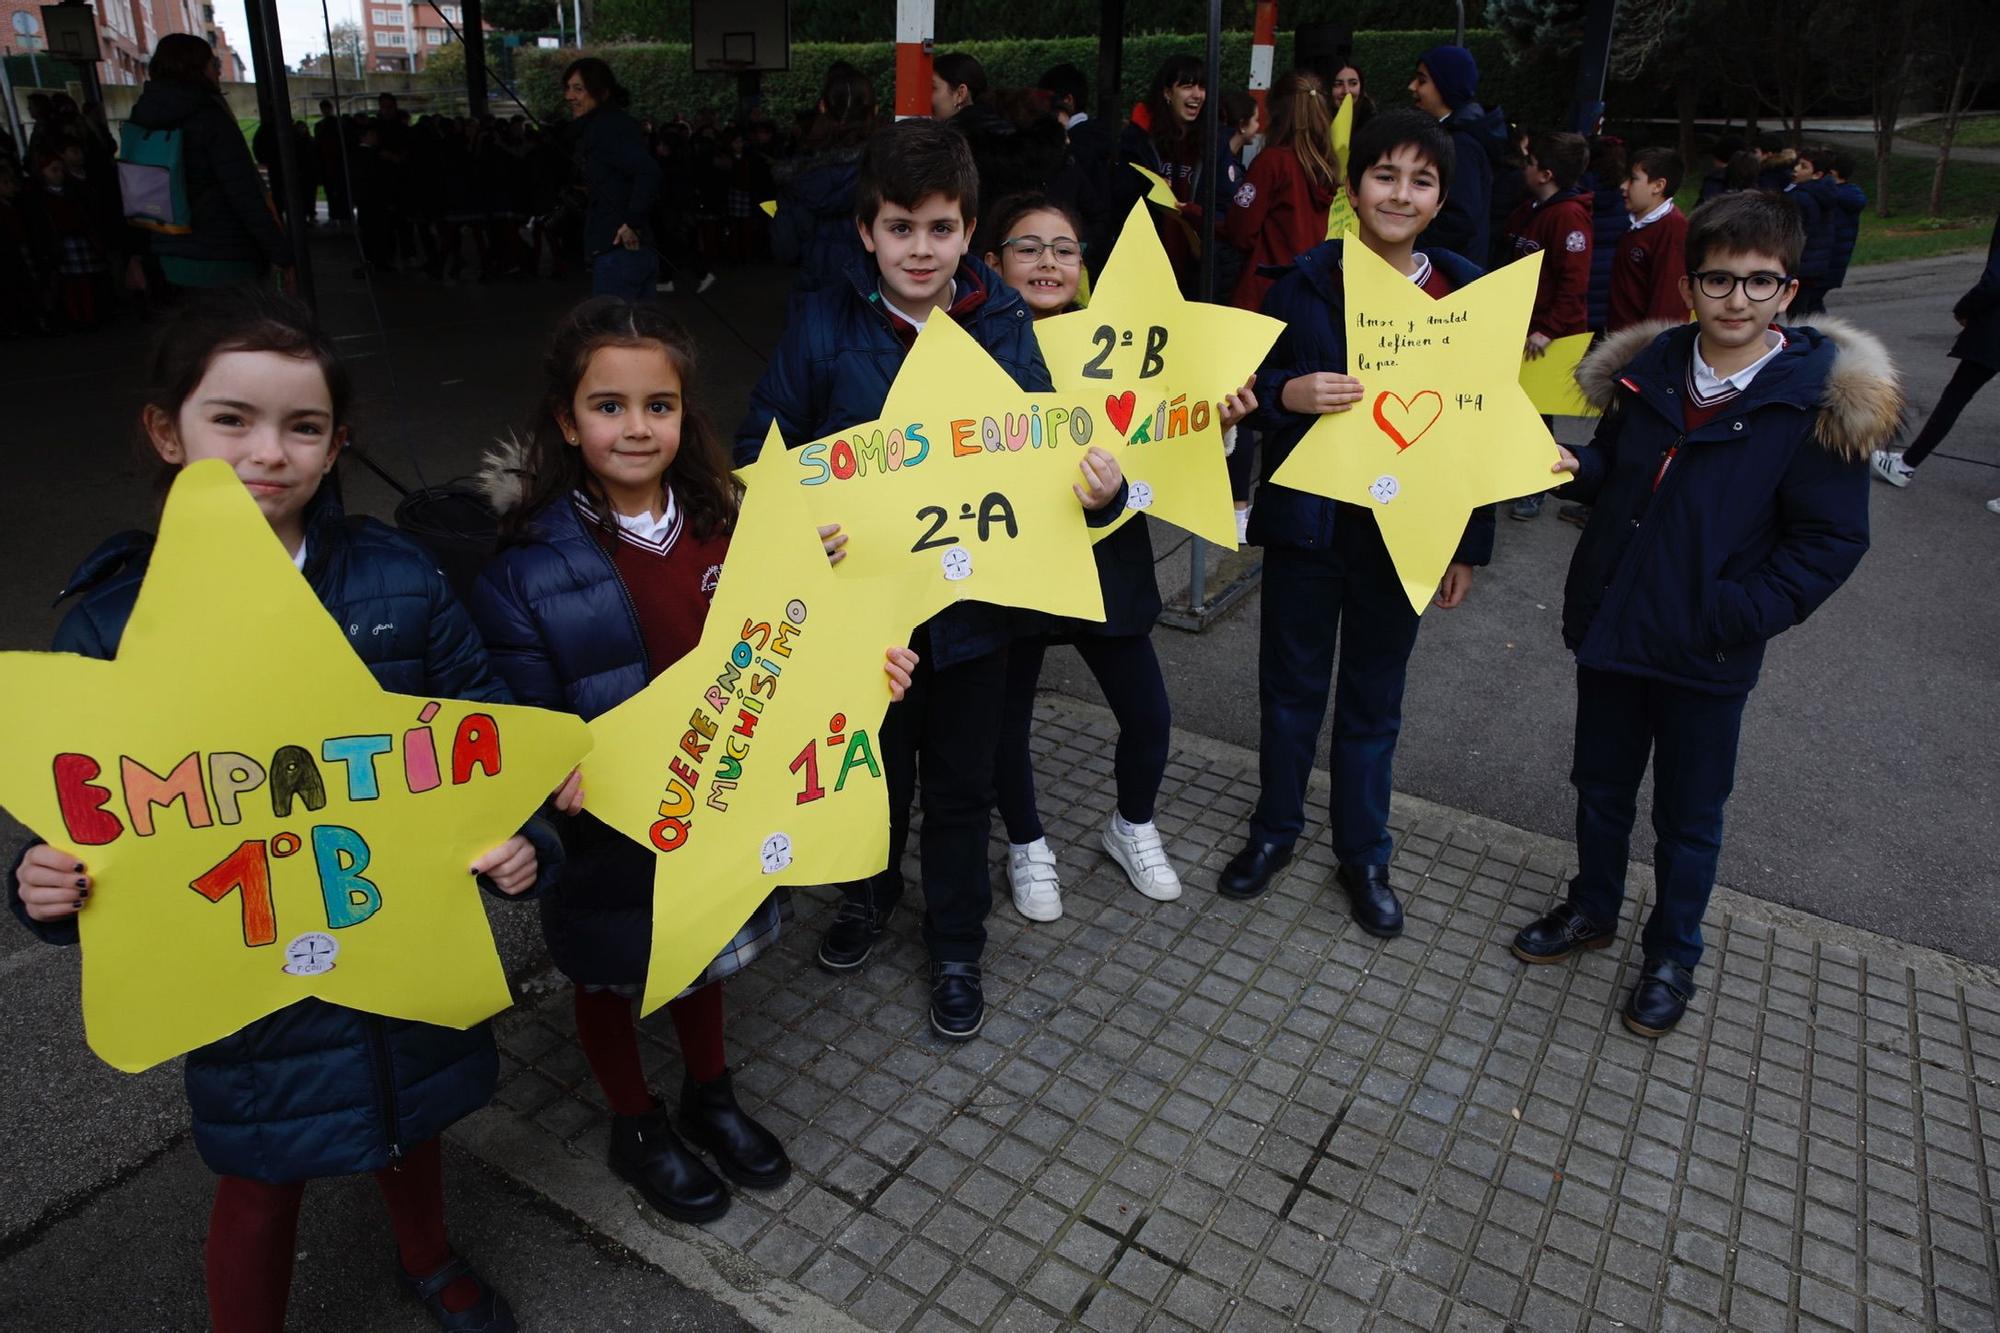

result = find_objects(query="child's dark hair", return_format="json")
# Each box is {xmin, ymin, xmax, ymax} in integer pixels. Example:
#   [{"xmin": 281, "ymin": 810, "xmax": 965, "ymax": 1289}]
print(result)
[
  {"xmin": 1221, "ymin": 88, "xmax": 1258, "ymax": 133},
  {"xmin": 1686, "ymin": 191, "xmax": 1805, "ymax": 274},
  {"xmin": 507, "ymin": 297, "xmax": 737, "ymax": 540},
  {"xmin": 1530, "ymin": 130, "xmax": 1590, "ymax": 191},
  {"xmin": 854, "ymin": 118, "xmax": 979, "ymax": 225},
  {"xmin": 1629, "ymin": 146, "xmax": 1684, "ymax": 197},
  {"xmin": 1347, "ymin": 108, "xmax": 1453, "ymax": 197},
  {"xmin": 1039, "ymin": 63, "xmax": 1088, "ymax": 116},
  {"xmin": 561, "ymin": 57, "xmax": 630, "ymax": 112},
  {"xmin": 1144, "ymin": 55, "xmax": 1207, "ymax": 149},
  {"xmin": 985, "ymin": 191, "xmax": 1085, "ymax": 251},
  {"xmin": 1795, "ymin": 143, "xmax": 1829, "ymax": 174},
  {"xmin": 933, "ymin": 52, "xmax": 988, "ymax": 104},
  {"xmin": 145, "ymin": 286, "xmax": 350, "ymax": 444},
  {"xmin": 1724, "ymin": 149, "xmax": 1760, "ymax": 191},
  {"xmin": 1829, "ymin": 150, "xmax": 1856, "ymax": 181}
]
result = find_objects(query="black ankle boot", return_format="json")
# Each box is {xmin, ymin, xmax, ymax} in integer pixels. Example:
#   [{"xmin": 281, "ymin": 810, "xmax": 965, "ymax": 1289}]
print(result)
[
  {"xmin": 1335, "ymin": 863, "xmax": 1404, "ymax": 938},
  {"xmin": 678, "ymin": 1071, "xmax": 792, "ymax": 1189},
  {"xmin": 608, "ymin": 1103, "xmax": 729, "ymax": 1223}
]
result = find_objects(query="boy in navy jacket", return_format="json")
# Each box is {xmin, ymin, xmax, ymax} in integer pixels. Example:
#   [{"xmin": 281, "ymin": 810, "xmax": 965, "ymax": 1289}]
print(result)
[
  {"xmin": 734, "ymin": 119, "xmax": 1124, "ymax": 1040},
  {"xmin": 1513, "ymin": 192, "xmax": 1902, "ymax": 1036},
  {"xmin": 1785, "ymin": 145, "xmax": 1839, "ymax": 318},
  {"xmin": 1218, "ymin": 110, "xmax": 1495, "ymax": 935},
  {"xmin": 1823, "ymin": 152, "xmax": 1866, "ymax": 298}
]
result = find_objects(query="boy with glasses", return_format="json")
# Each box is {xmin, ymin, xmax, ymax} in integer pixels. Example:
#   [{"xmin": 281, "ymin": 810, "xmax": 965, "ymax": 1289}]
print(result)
[{"xmin": 1511, "ymin": 192, "xmax": 1902, "ymax": 1036}]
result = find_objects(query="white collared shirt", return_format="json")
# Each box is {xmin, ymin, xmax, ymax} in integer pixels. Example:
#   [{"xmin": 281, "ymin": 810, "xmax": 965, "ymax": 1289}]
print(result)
[
  {"xmin": 1338, "ymin": 252, "xmax": 1435, "ymax": 288},
  {"xmin": 1692, "ymin": 326, "xmax": 1787, "ymax": 399},
  {"xmin": 1628, "ymin": 200, "xmax": 1674, "ymax": 230},
  {"xmin": 291, "ymin": 539, "xmax": 309, "ymax": 570},
  {"xmin": 608, "ymin": 486, "xmax": 680, "ymax": 546},
  {"xmin": 880, "ymin": 279, "xmax": 954, "ymax": 332}
]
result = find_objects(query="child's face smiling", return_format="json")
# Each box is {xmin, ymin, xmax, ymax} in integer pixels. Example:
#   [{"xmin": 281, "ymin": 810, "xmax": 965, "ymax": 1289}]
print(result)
[
  {"xmin": 563, "ymin": 342, "xmax": 683, "ymax": 517},
  {"xmin": 146, "ymin": 350, "xmax": 345, "ymax": 555},
  {"xmin": 860, "ymin": 194, "xmax": 971, "ymax": 313},
  {"xmin": 1168, "ymin": 80, "xmax": 1205, "ymax": 125},
  {"xmin": 987, "ymin": 208, "xmax": 1081, "ymax": 317},
  {"xmin": 1353, "ymin": 146, "xmax": 1444, "ymax": 248},
  {"xmin": 1680, "ymin": 248, "xmax": 1795, "ymax": 356}
]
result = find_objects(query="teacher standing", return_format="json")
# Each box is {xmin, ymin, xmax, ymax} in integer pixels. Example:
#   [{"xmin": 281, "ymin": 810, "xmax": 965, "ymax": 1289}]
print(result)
[{"xmin": 564, "ymin": 58, "xmax": 661, "ymax": 300}]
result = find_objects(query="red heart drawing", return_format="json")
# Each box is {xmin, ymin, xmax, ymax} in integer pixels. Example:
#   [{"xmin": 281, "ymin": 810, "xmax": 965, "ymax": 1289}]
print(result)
[
  {"xmin": 1105, "ymin": 390, "xmax": 1137, "ymax": 437},
  {"xmin": 1372, "ymin": 390, "xmax": 1444, "ymax": 451}
]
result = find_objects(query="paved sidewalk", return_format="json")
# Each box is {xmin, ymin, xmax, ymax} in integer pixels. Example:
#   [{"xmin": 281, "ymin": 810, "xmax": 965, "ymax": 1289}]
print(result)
[{"xmin": 470, "ymin": 694, "xmax": 2000, "ymax": 1333}]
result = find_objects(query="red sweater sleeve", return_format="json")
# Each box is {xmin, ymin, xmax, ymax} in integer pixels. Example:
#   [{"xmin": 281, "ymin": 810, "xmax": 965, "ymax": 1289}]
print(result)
[
  {"xmin": 1529, "ymin": 198, "xmax": 1592, "ymax": 338},
  {"xmin": 1644, "ymin": 210, "xmax": 1690, "ymax": 324}
]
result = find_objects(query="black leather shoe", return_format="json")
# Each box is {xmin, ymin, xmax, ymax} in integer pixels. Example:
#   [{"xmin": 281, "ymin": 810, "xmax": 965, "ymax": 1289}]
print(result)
[
  {"xmin": 1335, "ymin": 863, "xmax": 1404, "ymax": 938},
  {"xmin": 678, "ymin": 1071, "xmax": 791, "ymax": 1189},
  {"xmin": 1624, "ymin": 957, "xmax": 1697, "ymax": 1038},
  {"xmin": 608, "ymin": 1104, "xmax": 729, "ymax": 1223},
  {"xmin": 397, "ymin": 1255, "xmax": 517, "ymax": 1333},
  {"xmin": 1512, "ymin": 903, "xmax": 1616, "ymax": 964},
  {"xmin": 930, "ymin": 961, "xmax": 985, "ymax": 1040},
  {"xmin": 817, "ymin": 896, "xmax": 885, "ymax": 974},
  {"xmin": 1217, "ymin": 840, "xmax": 1293, "ymax": 900}
]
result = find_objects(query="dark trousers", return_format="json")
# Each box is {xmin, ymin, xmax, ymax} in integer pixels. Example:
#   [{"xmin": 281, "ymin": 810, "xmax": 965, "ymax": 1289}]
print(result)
[
  {"xmin": 1566, "ymin": 666, "xmax": 1747, "ymax": 970},
  {"xmin": 840, "ymin": 629, "xmax": 1008, "ymax": 964},
  {"xmin": 1904, "ymin": 359, "xmax": 1997, "ymax": 468},
  {"xmin": 1249, "ymin": 516, "xmax": 1422, "ymax": 864},
  {"xmin": 995, "ymin": 632, "xmax": 1172, "ymax": 844},
  {"xmin": 590, "ymin": 246, "xmax": 660, "ymax": 301}
]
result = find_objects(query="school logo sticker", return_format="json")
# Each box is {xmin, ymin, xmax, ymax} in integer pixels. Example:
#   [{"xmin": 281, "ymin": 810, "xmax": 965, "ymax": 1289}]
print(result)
[
  {"xmin": 1565, "ymin": 230, "xmax": 1588, "ymax": 253},
  {"xmin": 1234, "ymin": 182, "xmax": 1257, "ymax": 209}
]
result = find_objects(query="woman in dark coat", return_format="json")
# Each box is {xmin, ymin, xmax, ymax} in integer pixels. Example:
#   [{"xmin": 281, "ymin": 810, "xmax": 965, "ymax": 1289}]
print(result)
[
  {"xmin": 562, "ymin": 57, "xmax": 661, "ymax": 301},
  {"xmin": 126, "ymin": 33, "xmax": 292, "ymax": 288},
  {"xmin": 1869, "ymin": 211, "xmax": 2000, "ymax": 511}
]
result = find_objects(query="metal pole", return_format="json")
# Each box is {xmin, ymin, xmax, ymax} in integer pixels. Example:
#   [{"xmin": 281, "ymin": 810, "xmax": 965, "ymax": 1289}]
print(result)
[
  {"xmin": 1187, "ymin": 0, "xmax": 1222, "ymax": 612},
  {"xmin": 893, "ymin": 0, "xmax": 932, "ymax": 120},
  {"xmin": 244, "ymin": 0, "xmax": 317, "ymax": 305},
  {"xmin": 1094, "ymin": 0, "xmax": 1123, "ymax": 126},
  {"xmin": 1567, "ymin": 0, "xmax": 1619, "ymax": 134},
  {"xmin": 460, "ymin": 0, "xmax": 486, "ymax": 111},
  {"xmin": 0, "ymin": 57, "xmax": 25, "ymax": 151},
  {"xmin": 572, "ymin": 0, "xmax": 581, "ymax": 47}
]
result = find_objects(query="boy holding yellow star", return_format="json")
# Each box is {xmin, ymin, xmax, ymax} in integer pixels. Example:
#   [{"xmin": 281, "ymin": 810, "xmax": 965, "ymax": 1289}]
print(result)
[{"xmin": 1217, "ymin": 109, "xmax": 1496, "ymax": 933}]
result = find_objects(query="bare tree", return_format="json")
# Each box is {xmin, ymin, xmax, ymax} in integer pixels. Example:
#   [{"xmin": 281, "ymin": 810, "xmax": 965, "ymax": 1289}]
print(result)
[{"xmin": 1918, "ymin": 3, "xmax": 2000, "ymax": 216}]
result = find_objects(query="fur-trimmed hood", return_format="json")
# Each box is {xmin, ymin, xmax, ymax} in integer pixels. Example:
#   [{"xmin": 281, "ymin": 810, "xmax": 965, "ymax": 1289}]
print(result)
[
  {"xmin": 476, "ymin": 434, "xmax": 535, "ymax": 519},
  {"xmin": 1576, "ymin": 315, "xmax": 1903, "ymax": 462}
]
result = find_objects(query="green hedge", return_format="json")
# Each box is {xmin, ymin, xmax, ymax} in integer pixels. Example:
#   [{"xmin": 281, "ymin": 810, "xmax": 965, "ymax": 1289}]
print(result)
[{"xmin": 515, "ymin": 29, "xmax": 1567, "ymax": 130}]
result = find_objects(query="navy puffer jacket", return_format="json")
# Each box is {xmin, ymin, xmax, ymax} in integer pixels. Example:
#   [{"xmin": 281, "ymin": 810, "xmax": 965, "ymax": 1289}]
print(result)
[
  {"xmin": 571, "ymin": 105, "xmax": 660, "ymax": 257},
  {"xmin": 1561, "ymin": 318, "xmax": 1899, "ymax": 694},
  {"xmin": 1417, "ymin": 101, "xmax": 1507, "ymax": 264},
  {"xmin": 1245, "ymin": 239, "xmax": 1496, "ymax": 566},
  {"xmin": 770, "ymin": 142, "xmax": 868, "ymax": 296},
  {"xmin": 1789, "ymin": 177, "xmax": 1839, "ymax": 283},
  {"xmin": 466, "ymin": 481, "xmax": 661, "ymax": 985},
  {"xmin": 6, "ymin": 485, "xmax": 561, "ymax": 1183},
  {"xmin": 1825, "ymin": 181, "xmax": 1866, "ymax": 290},
  {"xmin": 732, "ymin": 254, "xmax": 1058, "ymax": 669}
]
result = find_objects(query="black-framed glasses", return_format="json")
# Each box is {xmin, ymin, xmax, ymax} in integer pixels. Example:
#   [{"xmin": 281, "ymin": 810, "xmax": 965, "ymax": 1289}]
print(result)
[
  {"xmin": 1000, "ymin": 238, "xmax": 1084, "ymax": 266},
  {"xmin": 1690, "ymin": 270, "xmax": 1793, "ymax": 302}
]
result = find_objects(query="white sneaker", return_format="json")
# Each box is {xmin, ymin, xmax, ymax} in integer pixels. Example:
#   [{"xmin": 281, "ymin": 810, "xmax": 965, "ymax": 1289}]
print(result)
[
  {"xmin": 1871, "ymin": 449, "xmax": 1914, "ymax": 487},
  {"xmin": 1007, "ymin": 838, "xmax": 1063, "ymax": 922},
  {"xmin": 1102, "ymin": 815, "xmax": 1182, "ymax": 901},
  {"xmin": 1986, "ymin": 498, "xmax": 2000, "ymax": 515},
  {"xmin": 696, "ymin": 272, "xmax": 718, "ymax": 295},
  {"xmin": 1235, "ymin": 506, "xmax": 1251, "ymax": 544},
  {"xmin": 656, "ymin": 279, "xmax": 676, "ymax": 293}
]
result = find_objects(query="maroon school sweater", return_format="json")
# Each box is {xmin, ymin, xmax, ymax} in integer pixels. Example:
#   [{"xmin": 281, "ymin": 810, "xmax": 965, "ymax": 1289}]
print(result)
[
  {"xmin": 581, "ymin": 492, "xmax": 731, "ymax": 680},
  {"xmin": 1609, "ymin": 206, "xmax": 1690, "ymax": 331},
  {"xmin": 1502, "ymin": 187, "xmax": 1593, "ymax": 339}
]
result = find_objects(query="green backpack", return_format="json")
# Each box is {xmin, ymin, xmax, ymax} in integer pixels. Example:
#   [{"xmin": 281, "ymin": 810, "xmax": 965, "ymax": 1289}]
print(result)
[{"xmin": 118, "ymin": 122, "xmax": 193, "ymax": 234}]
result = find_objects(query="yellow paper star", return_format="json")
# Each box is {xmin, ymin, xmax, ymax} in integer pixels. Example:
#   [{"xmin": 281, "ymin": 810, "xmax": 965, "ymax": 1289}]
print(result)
[
  {"xmin": 1519, "ymin": 331, "xmax": 1600, "ymax": 417},
  {"xmin": 0, "ymin": 461, "xmax": 591, "ymax": 1072},
  {"xmin": 1270, "ymin": 242, "xmax": 1561, "ymax": 613},
  {"xmin": 1325, "ymin": 92, "xmax": 1358, "ymax": 241},
  {"xmin": 1037, "ymin": 201, "xmax": 1285, "ymax": 549},
  {"xmin": 580, "ymin": 456, "xmax": 939, "ymax": 1014},
  {"xmin": 739, "ymin": 316, "xmax": 1111, "ymax": 623}
]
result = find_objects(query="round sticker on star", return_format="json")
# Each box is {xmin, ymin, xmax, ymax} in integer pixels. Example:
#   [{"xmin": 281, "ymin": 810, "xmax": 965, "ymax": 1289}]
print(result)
[
  {"xmin": 759, "ymin": 833, "xmax": 793, "ymax": 874},
  {"xmin": 1370, "ymin": 475, "xmax": 1400, "ymax": 505},
  {"xmin": 940, "ymin": 548, "xmax": 973, "ymax": 581},
  {"xmin": 1127, "ymin": 481, "xmax": 1154, "ymax": 511},
  {"xmin": 282, "ymin": 932, "xmax": 339, "ymax": 976}
]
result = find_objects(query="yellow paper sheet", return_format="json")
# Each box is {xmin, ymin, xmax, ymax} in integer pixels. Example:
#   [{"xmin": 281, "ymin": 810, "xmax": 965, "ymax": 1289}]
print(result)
[
  {"xmin": 759, "ymin": 199, "xmax": 778, "ymax": 218},
  {"xmin": 1325, "ymin": 92, "xmax": 1358, "ymax": 241},
  {"xmin": 580, "ymin": 465, "xmax": 939, "ymax": 1013},
  {"xmin": 739, "ymin": 317, "xmax": 1112, "ymax": 623},
  {"xmin": 1128, "ymin": 163, "xmax": 1182, "ymax": 212},
  {"xmin": 1037, "ymin": 201, "xmax": 1285, "ymax": 549},
  {"xmin": 0, "ymin": 461, "xmax": 591, "ymax": 1072},
  {"xmin": 1271, "ymin": 243, "xmax": 1562, "ymax": 613},
  {"xmin": 1518, "ymin": 331, "xmax": 1600, "ymax": 417}
]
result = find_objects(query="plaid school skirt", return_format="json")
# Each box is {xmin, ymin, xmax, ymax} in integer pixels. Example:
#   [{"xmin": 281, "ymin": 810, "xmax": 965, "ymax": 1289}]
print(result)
[{"xmin": 582, "ymin": 888, "xmax": 790, "ymax": 1001}]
